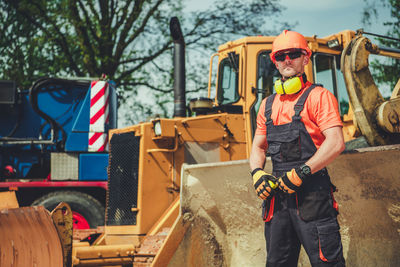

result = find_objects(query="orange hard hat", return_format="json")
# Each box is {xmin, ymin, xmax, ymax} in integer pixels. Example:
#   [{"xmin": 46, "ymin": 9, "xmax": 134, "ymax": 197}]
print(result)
[{"xmin": 270, "ymin": 30, "xmax": 312, "ymax": 62}]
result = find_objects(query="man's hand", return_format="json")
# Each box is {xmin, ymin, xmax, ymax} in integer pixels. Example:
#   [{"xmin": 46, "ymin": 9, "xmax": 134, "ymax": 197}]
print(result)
[
  {"xmin": 277, "ymin": 168, "xmax": 304, "ymax": 194},
  {"xmin": 251, "ymin": 168, "xmax": 278, "ymax": 200}
]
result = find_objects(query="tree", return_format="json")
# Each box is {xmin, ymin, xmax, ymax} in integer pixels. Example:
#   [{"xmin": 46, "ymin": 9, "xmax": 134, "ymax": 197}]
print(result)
[
  {"xmin": 362, "ymin": 0, "xmax": 400, "ymax": 92},
  {"xmin": 0, "ymin": 0, "xmax": 292, "ymax": 124}
]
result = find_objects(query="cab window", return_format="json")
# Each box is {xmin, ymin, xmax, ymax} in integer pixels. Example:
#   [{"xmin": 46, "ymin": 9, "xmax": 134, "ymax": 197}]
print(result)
[
  {"xmin": 251, "ymin": 51, "xmax": 280, "ymax": 137},
  {"xmin": 313, "ymin": 53, "xmax": 349, "ymax": 115},
  {"xmin": 217, "ymin": 56, "xmax": 239, "ymax": 105},
  {"xmin": 255, "ymin": 51, "xmax": 280, "ymax": 113}
]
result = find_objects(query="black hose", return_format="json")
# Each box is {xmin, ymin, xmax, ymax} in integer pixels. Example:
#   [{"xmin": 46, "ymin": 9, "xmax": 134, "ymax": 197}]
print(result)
[{"xmin": 28, "ymin": 78, "xmax": 91, "ymax": 149}]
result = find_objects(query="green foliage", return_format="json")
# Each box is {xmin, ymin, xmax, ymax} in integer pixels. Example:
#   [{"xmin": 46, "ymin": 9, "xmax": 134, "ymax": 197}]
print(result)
[
  {"xmin": 362, "ymin": 0, "xmax": 400, "ymax": 90},
  {"xmin": 0, "ymin": 0, "xmax": 292, "ymax": 124}
]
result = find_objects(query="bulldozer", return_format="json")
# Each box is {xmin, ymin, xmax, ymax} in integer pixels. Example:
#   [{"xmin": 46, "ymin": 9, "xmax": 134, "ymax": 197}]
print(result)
[{"xmin": 2, "ymin": 17, "xmax": 400, "ymax": 266}]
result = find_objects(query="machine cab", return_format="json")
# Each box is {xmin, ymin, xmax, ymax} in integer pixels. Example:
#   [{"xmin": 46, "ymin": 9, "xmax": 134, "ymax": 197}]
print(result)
[{"xmin": 206, "ymin": 31, "xmax": 360, "ymax": 146}]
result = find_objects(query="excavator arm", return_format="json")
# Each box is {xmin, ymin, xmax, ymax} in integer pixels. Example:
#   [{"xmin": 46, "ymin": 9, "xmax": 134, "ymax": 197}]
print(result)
[{"xmin": 341, "ymin": 34, "xmax": 400, "ymax": 145}]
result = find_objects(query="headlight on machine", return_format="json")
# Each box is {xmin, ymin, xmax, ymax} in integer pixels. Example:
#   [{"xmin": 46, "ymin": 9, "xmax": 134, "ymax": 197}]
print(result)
[
  {"xmin": 151, "ymin": 119, "xmax": 176, "ymax": 139},
  {"xmin": 153, "ymin": 120, "xmax": 162, "ymax": 136}
]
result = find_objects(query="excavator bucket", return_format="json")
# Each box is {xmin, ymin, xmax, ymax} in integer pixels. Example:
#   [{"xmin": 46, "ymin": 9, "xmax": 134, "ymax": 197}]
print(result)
[
  {"xmin": 0, "ymin": 206, "xmax": 64, "ymax": 267},
  {"xmin": 326, "ymin": 144, "xmax": 400, "ymax": 266},
  {"xmin": 153, "ymin": 159, "xmax": 267, "ymax": 267},
  {"xmin": 155, "ymin": 144, "xmax": 400, "ymax": 266},
  {"xmin": 0, "ymin": 192, "xmax": 72, "ymax": 267}
]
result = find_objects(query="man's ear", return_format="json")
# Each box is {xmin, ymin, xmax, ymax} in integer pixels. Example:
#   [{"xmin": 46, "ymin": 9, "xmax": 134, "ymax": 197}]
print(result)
[{"xmin": 303, "ymin": 56, "xmax": 310, "ymax": 66}]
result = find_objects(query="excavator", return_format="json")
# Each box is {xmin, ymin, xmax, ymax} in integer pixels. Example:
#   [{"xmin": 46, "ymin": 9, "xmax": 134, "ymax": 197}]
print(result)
[{"xmin": 1, "ymin": 18, "xmax": 399, "ymax": 266}]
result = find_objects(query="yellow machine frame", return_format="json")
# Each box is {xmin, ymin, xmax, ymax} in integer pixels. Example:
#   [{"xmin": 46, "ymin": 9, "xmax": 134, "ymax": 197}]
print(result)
[{"xmin": 71, "ymin": 29, "xmax": 400, "ymax": 266}]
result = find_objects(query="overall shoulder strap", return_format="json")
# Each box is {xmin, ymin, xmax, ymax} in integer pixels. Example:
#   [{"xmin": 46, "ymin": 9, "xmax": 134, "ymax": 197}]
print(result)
[
  {"xmin": 293, "ymin": 84, "xmax": 322, "ymax": 116},
  {"xmin": 264, "ymin": 93, "xmax": 277, "ymax": 125}
]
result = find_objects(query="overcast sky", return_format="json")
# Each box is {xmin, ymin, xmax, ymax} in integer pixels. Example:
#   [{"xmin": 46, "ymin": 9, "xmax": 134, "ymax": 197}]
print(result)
[{"xmin": 184, "ymin": 0, "xmax": 391, "ymax": 38}]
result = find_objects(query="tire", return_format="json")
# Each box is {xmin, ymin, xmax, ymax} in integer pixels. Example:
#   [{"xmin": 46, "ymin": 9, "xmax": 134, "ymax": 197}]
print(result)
[{"xmin": 32, "ymin": 191, "xmax": 105, "ymax": 228}]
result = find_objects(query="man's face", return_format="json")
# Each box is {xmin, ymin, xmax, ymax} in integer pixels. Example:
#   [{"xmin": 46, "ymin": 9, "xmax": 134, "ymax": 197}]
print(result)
[{"xmin": 274, "ymin": 49, "xmax": 309, "ymax": 79}]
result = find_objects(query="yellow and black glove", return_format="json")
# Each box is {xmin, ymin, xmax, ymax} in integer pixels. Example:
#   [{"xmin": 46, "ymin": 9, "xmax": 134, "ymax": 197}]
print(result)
[
  {"xmin": 277, "ymin": 165, "xmax": 310, "ymax": 194},
  {"xmin": 251, "ymin": 168, "xmax": 278, "ymax": 200}
]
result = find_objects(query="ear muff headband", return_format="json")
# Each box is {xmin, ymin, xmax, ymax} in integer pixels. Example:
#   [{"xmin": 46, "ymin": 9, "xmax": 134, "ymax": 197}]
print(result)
[{"xmin": 274, "ymin": 74, "xmax": 307, "ymax": 95}]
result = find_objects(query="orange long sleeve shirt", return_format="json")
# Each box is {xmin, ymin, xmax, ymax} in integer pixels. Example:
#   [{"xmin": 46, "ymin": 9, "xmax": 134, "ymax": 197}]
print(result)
[{"xmin": 255, "ymin": 82, "xmax": 343, "ymax": 149}]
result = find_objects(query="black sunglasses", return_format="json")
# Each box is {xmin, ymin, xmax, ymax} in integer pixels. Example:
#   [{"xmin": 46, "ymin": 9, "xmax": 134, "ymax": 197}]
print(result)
[{"xmin": 274, "ymin": 51, "xmax": 303, "ymax": 62}]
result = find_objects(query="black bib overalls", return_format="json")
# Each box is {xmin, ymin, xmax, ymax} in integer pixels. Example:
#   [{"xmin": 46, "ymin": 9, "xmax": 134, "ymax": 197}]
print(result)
[{"xmin": 262, "ymin": 84, "xmax": 345, "ymax": 267}]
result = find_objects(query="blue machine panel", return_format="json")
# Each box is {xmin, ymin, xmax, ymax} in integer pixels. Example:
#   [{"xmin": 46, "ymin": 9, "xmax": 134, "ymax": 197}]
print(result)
[
  {"xmin": 71, "ymin": 88, "xmax": 90, "ymax": 132},
  {"xmin": 65, "ymin": 85, "xmax": 90, "ymax": 152},
  {"xmin": 79, "ymin": 153, "xmax": 109, "ymax": 181},
  {"xmin": 66, "ymin": 132, "xmax": 88, "ymax": 152}
]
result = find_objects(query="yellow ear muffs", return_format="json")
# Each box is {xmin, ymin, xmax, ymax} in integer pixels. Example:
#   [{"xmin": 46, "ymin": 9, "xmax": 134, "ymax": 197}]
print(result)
[
  {"xmin": 274, "ymin": 74, "xmax": 307, "ymax": 95},
  {"xmin": 274, "ymin": 79, "xmax": 285, "ymax": 94}
]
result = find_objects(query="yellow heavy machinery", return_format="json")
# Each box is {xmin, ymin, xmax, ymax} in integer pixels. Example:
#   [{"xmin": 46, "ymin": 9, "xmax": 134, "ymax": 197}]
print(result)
[
  {"xmin": 68, "ymin": 18, "xmax": 400, "ymax": 266},
  {"xmin": 2, "ymin": 17, "xmax": 399, "ymax": 266}
]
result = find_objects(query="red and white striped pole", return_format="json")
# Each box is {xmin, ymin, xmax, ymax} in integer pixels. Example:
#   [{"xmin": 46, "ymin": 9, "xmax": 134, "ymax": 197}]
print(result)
[{"xmin": 88, "ymin": 80, "xmax": 109, "ymax": 152}]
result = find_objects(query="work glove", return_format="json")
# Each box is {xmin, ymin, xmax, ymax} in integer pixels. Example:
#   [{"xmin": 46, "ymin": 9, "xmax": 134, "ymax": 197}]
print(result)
[
  {"xmin": 251, "ymin": 168, "xmax": 278, "ymax": 200},
  {"xmin": 277, "ymin": 167, "xmax": 306, "ymax": 194}
]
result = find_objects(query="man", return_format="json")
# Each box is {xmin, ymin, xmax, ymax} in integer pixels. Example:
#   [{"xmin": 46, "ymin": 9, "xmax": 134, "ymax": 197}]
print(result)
[{"xmin": 249, "ymin": 30, "xmax": 346, "ymax": 267}]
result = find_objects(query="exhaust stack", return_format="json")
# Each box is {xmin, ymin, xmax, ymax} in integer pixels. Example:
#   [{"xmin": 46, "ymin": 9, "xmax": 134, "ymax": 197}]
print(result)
[{"xmin": 169, "ymin": 17, "xmax": 186, "ymax": 118}]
